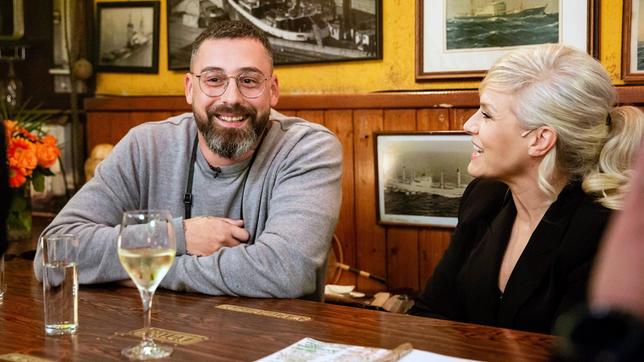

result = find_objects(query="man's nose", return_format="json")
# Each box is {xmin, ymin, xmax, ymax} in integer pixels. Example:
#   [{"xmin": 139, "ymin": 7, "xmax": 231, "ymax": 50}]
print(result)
[{"xmin": 219, "ymin": 77, "xmax": 244, "ymax": 103}]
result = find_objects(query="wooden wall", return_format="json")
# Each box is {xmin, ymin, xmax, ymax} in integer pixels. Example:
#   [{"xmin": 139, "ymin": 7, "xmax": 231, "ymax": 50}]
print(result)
[{"xmin": 84, "ymin": 87, "xmax": 644, "ymax": 293}]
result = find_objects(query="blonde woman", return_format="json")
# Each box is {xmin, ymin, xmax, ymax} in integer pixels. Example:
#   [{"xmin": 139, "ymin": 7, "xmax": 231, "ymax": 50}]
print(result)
[{"xmin": 410, "ymin": 44, "xmax": 644, "ymax": 334}]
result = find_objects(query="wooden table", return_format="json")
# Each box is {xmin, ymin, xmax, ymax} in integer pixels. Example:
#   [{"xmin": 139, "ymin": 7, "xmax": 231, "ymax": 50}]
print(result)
[{"xmin": 0, "ymin": 258, "xmax": 555, "ymax": 361}]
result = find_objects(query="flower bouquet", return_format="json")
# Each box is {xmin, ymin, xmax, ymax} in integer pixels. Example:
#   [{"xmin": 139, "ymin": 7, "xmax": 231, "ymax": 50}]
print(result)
[{"xmin": 3, "ymin": 105, "xmax": 61, "ymax": 241}]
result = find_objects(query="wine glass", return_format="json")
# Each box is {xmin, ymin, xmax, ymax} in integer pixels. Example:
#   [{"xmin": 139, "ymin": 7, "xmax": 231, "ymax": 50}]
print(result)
[{"xmin": 117, "ymin": 210, "xmax": 176, "ymax": 360}]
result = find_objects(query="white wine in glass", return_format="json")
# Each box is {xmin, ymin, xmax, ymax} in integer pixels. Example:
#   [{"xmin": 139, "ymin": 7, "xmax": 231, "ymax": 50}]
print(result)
[{"xmin": 117, "ymin": 210, "xmax": 176, "ymax": 360}]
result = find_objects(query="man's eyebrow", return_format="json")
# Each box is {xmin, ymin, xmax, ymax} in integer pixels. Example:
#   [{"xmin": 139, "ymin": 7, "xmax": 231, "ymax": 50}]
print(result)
[
  {"xmin": 197, "ymin": 66, "xmax": 265, "ymax": 74},
  {"xmin": 198, "ymin": 66, "xmax": 224, "ymax": 73},
  {"xmin": 237, "ymin": 67, "xmax": 265, "ymax": 74}
]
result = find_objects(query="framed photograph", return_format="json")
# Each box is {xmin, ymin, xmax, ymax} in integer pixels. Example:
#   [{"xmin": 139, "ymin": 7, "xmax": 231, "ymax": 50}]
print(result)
[
  {"xmin": 375, "ymin": 132, "xmax": 473, "ymax": 228},
  {"xmin": 167, "ymin": 0, "xmax": 382, "ymax": 69},
  {"xmin": 623, "ymin": 0, "xmax": 644, "ymax": 82},
  {"xmin": 416, "ymin": 0, "xmax": 598, "ymax": 80},
  {"xmin": 95, "ymin": 1, "xmax": 160, "ymax": 73}
]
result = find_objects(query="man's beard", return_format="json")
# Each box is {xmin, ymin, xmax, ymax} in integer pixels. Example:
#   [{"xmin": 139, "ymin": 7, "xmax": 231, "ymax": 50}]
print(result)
[{"xmin": 194, "ymin": 103, "xmax": 269, "ymax": 160}]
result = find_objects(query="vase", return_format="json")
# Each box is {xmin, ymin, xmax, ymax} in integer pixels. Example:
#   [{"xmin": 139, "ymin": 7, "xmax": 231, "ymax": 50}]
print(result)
[{"xmin": 7, "ymin": 185, "xmax": 32, "ymax": 242}]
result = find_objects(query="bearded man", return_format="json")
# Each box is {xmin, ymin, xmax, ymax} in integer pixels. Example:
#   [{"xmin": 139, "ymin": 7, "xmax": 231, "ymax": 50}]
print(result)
[{"xmin": 33, "ymin": 21, "xmax": 343, "ymax": 301}]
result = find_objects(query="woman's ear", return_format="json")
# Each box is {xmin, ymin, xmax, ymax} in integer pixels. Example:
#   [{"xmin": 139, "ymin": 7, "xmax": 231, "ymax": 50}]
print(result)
[{"xmin": 528, "ymin": 126, "xmax": 557, "ymax": 157}]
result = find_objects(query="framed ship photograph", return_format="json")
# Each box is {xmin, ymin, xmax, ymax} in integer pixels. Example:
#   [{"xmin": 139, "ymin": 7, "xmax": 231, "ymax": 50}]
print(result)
[
  {"xmin": 95, "ymin": 1, "xmax": 160, "ymax": 73},
  {"xmin": 622, "ymin": 0, "xmax": 644, "ymax": 82},
  {"xmin": 375, "ymin": 132, "xmax": 473, "ymax": 228},
  {"xmin": 167, "ymin": 0, "xmax": 383, "ymax": 69},
  {"xmin": 416, "ymin": 0, "xmax": 598, "ymax": 80}
]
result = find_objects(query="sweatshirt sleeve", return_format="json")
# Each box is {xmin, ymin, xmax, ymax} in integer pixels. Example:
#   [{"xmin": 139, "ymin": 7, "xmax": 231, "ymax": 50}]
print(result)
[
  {"xmin": 158, "ymin": 128, "xmax": 343, "ymax": 298},
  {"xmin": 33, "ymin": 130, "xmax": 142, "ymax": 284}
]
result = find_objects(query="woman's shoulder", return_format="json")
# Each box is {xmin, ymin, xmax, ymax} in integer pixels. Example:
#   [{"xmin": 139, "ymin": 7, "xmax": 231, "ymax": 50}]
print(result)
[
  {"xmin": 564, "ymin": 182, "xmax": 612, "ymax": 222},
  {"xmin": 459, "ymin": 178, "xmax": 510, "ymax": 220},
  {"xmin": 464, "ymin": 178, "xmax": 509, "ymax": 196}
]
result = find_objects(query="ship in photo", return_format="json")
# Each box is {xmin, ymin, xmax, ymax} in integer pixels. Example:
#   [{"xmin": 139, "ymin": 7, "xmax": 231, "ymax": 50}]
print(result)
[{"xmin": 227, "ymin": 0, "xmax": 330, "ymax": 42}]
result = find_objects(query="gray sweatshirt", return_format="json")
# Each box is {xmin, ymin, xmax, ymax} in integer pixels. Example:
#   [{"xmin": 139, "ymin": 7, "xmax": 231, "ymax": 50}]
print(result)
[{"xmin": 33, "ymin": 111, "xmax": 343, "ymax": 300}]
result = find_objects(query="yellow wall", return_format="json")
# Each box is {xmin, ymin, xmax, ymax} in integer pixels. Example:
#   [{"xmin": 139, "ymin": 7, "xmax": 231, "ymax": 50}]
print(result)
[{"xmin": 96, "ymin": 0, "xmax": 625, "ymax": 96}]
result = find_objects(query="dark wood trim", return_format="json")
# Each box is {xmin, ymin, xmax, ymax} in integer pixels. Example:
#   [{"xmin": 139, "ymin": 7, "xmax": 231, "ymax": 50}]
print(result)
[
  {"xmin": 591, "ymin": 0, "xmax": 600, "ymax": 59},
  {"xmin": 84, "ymin": 86, "xmax": 644, "ymax": 112},
  {"xmin": 84, "ymin": 91, "xmax": 482, "ymax": 111},
  {"xmin": 84, "ymin": 96, "xmax": 191, "ymax": 111},
  {"xmin": 616, "ymin": 85, "xmax": 644, "ymax": 104},
  {"xmin": 278, "ymin": 91, "xmax": 482, "ymax": 109}
]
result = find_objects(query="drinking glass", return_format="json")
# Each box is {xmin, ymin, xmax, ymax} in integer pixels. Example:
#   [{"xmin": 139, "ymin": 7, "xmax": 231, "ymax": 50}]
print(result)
[
  {"xmin": 117, "ymin": 210, "xmax": 176, "ymax": 360},
  {"xmin": 42, "ymin": 234, "xmax": 79, "ymax": 335}
]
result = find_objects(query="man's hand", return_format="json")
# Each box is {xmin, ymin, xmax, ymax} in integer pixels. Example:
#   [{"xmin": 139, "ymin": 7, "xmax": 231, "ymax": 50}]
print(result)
[{"xmin": 184, "ymin": 217, "xmax": 249, "ymax": 256}]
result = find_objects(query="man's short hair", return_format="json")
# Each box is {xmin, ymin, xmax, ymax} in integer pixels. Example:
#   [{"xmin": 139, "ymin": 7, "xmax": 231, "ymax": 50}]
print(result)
[{"xmin": 190, "ymin": 20, "xmax": 273, "ymax": 70}]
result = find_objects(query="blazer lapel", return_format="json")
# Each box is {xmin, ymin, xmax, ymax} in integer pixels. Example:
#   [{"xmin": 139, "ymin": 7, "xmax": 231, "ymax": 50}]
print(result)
[
  {"xmin": 458, "ymin": 197, "xmax": 515, "ymax": 325},
  {"xmin": 498, "ymin": 183, "xmax": 582, "ymax": 325}
]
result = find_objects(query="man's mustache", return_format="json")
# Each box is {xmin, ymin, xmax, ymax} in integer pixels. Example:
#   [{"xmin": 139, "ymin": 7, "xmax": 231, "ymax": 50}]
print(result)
[{"xmin": 207, "ymin": 104, "xmax": 257, "ymax": 119}]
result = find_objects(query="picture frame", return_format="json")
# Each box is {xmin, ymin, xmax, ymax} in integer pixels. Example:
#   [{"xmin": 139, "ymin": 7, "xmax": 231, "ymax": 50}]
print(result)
[
  {"xmin": 375, "ymin": 132, "xmax": 473, "ymax": 228},
  {"xmin": 622, "ymin": 0, "xmax": 644, "ymax": 82},
  {"xmin": 0, "ymin": 0, "xmax": 24, "ymax": 40},
  {"xmin": 166, "ymin": 0, "xmax": 382, "ymax": 69},
  {"xmin": 416, "ymin": 0, "xmax": 598, "ymax": 80},
  {"xmin": 95, "ymin": 1, "xmax": 160, "ymax": 73}
]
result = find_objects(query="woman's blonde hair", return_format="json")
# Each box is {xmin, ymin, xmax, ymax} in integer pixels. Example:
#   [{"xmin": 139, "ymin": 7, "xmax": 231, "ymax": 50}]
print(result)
[{"xmin": 480, "ymin": 44, "xmax": 644, "ymax": 209}]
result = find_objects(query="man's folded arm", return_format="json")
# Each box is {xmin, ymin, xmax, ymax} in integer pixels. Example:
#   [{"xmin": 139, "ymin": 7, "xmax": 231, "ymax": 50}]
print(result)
[{"xmin": 160, "ymin": 131, "xmax": 343, "ymax": 298}]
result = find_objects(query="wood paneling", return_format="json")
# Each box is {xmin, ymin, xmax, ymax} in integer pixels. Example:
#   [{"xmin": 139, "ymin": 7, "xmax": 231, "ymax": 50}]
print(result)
[
  {"xmin": 353, "ymin": 110, "xmax": 386, "ymax": 292},
  {"xmin": 419, "ymin": 228, "xmax": 453, "ymax": 289},
  {"xmin": 296, "ymin": 110, "xmax": 325, "ymax": 125},
  {"xmin": 324, "ymin": 110, "xmax": 357, "ymax": 286},
  {"xmin": 417, "ymin": 109, "xmax": 450, "ymax": 131},
  {"xmin": 384, "ymin": 109, "xmax": 419, "ymax": 291},
  {"xmin": 84, "ymin": 87, "xmax": 644, "ymax": 294},
  {"xmin": 450, "ymin": 109, "xmax": 477, "ymax": 130}
]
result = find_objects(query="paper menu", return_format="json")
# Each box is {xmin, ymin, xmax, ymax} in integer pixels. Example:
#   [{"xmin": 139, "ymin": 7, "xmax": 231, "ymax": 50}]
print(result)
[{"xmin": 257, "ymin": 337, "xmax": 479, "ymax": 362}]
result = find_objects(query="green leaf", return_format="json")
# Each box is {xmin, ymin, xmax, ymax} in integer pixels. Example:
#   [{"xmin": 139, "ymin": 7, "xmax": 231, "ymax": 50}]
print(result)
[
  {"xmin": 33, "ymin": 172, "xmax": 45, "ymax": 192},
  {"xmin": 40, "ymin": 167, "xmax": 56, "ymax": 176},
  {"xmin": 1, "ymin": 98, "xmax": 52, "ymax": 130}
]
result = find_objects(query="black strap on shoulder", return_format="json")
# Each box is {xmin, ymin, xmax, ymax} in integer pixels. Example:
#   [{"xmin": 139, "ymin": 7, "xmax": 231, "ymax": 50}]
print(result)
[
  {"xmin": 183, "ymin": 127, "xmax": 268, "ymax": 220},
  {"xmin": 184, "ymin": 134, "xmax": 199, "ymax": 219}
]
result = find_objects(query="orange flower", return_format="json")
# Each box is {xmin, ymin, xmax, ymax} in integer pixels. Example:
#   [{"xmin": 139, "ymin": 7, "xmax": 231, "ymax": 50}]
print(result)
[
  {"xmin": 41, "ymin": 134, "xmax": 57, "ymax": 146},
  {"xmin": 36, "ymin": 135, "xmax": 61, "ymax": 168},
  {"xmin": 8, "ymin": 165, "xmax": 27, "ymax": 188},
  {"xmin": 17, "ymin": 127, "xmax": 38, "ymax": 142},
  {"xmin": 5, "ymin": 119, "xmax": 61, "ymax": 189},
  {"xmin": 4, "ymin": 120, "xmax": 16, "ymax": 139},
  {"xmin": 8, "ymin": 137, "xmax": 38, "ymax": 176}
]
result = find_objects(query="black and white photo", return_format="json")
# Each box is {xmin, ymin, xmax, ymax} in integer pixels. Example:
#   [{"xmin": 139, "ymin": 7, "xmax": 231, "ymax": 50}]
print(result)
[
  {"xmin": 416, "ymin": 0, "xmax": 596, "ymax": 80},
  {"xmin": 375, "ymin": 132, "xmax": 473, "ymax": 227},
  {"xmin": 167, "ymin": 0, "xmax": 382, "ymax": 69},
  {"xmin": 96, "ymin": 1, "xmax": 160, "ymax": 73},
  {"xmin": 623, "ymin": 0, "xmax": 644, "ymax": 81}
]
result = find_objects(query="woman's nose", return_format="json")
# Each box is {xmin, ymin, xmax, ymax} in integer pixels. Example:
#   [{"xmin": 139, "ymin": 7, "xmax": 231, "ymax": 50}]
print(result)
[{"xmin": 463, "ymin": 111, "xmax": 479, "ymax": 134}]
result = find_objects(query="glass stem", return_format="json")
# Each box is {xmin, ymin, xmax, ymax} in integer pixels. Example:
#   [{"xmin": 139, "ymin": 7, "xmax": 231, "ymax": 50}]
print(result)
[{"xmin": 141, "ymin": 290, "xmax": 153, "ymax": 344}]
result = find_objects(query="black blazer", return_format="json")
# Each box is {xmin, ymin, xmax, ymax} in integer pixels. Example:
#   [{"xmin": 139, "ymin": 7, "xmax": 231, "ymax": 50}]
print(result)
[{"xmin": 410, "ymin": 178, "xmax": 611, "ymax": 334}]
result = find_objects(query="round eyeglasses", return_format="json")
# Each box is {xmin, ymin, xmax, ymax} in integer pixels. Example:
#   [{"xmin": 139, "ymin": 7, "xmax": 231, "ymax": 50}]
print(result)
[{"xmin": 191, "ymin": 71, "xmax": 269, "ymax": 99}]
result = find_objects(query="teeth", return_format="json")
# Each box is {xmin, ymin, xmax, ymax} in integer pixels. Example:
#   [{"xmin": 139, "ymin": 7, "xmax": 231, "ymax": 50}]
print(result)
[
  {"xmin": 473, "ymin": 145, "xmax": 483, "ymax": 153},
  {"xmin": 219, "ymin": 115, "xmax": 244, "ymax": 122}
]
